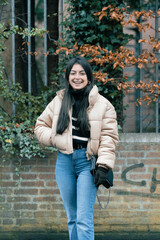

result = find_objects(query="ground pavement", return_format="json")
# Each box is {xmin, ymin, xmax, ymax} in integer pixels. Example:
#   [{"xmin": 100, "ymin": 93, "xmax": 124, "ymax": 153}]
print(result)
[{"xmin": 0, "ymin": 232, "xmax": 160, "ymax": 240}]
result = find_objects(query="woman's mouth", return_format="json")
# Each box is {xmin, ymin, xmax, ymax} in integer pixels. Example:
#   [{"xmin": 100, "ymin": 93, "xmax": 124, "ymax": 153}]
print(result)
[{"xmin": 73, "ymin": 80, "xmax": 83, "ymax": 84}]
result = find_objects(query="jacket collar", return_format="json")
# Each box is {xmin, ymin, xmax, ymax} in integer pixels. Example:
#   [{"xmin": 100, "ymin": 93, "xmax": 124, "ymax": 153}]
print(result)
[
  {"xmin": 56, "ymin": 88, "xmax": 65, "ymax": 100},
  {"xmin": 56, "ymin": 85, "xmax": 99, "ymax": 107},
  {"xmin": 88, "ymin": 85, "xmax": 99, "ymax": 108}
]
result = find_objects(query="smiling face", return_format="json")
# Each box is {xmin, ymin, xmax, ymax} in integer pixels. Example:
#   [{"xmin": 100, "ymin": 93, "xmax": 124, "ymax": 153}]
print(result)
[{"xmin": 69, "ymin": 64, "xmax": 88, "ymax": 90}]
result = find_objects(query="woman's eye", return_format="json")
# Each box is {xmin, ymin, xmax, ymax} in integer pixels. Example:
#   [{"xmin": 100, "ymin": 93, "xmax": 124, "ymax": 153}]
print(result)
[{"xmin": 70, "ymin": 72, "xmax": 86, "ymax": 76}]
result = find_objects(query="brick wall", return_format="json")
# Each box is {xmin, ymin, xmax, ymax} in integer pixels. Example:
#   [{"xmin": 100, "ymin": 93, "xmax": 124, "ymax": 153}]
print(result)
[{"xmin": 0, "ymin": 133, "xmax": 160, "ymax": 234}]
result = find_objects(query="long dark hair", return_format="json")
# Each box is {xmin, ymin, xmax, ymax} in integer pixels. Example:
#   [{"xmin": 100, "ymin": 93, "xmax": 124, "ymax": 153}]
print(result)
[{"xmin": 56, "ymin": 56, "xmax": 94, "ymax": 134}]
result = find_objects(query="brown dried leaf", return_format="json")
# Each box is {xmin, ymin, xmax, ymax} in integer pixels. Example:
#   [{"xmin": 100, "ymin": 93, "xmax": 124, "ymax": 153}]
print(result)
[
  {"xmin": 138, "ymin": 39, "xmax": 148, "ymax": 43},
  {"xmin": 99, "ymin": 12, "xmax": 107, "ymax": 21},
  {"xmin": 138, "ymin": 63, "xmax": 143, "ymax": 69}
]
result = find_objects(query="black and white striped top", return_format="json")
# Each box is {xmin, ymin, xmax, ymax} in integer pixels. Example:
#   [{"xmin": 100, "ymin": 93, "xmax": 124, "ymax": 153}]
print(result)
[
  {"xmin": 72, "ymin": 116, "xmax": 89, "ymax": 147},
  {"xmin": 69, "ymin": 86, "xmax": 90, "ymax": 148}
]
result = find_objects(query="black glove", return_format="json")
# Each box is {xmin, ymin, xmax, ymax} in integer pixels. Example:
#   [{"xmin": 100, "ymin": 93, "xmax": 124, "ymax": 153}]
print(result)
[{"xmin": 94, "ymin": 167, "xmax": 110, "ymax": 188}]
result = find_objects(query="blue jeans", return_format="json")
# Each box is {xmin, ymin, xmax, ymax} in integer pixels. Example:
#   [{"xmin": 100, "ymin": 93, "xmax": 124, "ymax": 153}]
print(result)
[{"xmin": 55, "ymin": 148, "xmax": 97, "ymax": 240}]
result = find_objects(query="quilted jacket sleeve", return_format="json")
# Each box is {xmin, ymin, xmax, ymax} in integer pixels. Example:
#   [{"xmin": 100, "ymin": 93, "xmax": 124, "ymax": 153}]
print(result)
[
  {"xmin": 34, "ymin": 100, "xmax": 54, "ymax": 146},
  {"xmin": 97, "ymin": 103, "xmax": 119, "ymax": 169}
]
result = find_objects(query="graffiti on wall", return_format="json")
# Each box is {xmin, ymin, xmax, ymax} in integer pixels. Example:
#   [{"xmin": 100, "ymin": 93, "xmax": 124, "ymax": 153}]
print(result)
[{"xmin": 116, "ymin": 163, "xmax": 160, "ymax": 198}]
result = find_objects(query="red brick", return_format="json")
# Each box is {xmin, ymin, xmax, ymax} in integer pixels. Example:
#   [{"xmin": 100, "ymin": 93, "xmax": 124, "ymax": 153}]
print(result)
[
  {"xmin": 40, "ymin": 189, "xmax": 58, "ymax": 195},
  {"xmin": 125, "ymin": 158, "xmax": 140, "ymax": 165},
  {"xmin": 34, "ymin": 211, "xmax": 56, "ymax": 218},
  {"xmin": 114, "ymin": 159, "xmax": 125, "ymax": 165},
  {"xmin": 0, "ymin": 181, "xmax": 17, "ymax": 187},
  {"xmin": 39, "ymin": 204, "xmax": 52, "ymax": 210},
  {"xmin": 143, "ymin": 203, "xmax": 160, "ymax": 209},
  {"xmin": 37, "ymin": 159, "xmax": 49, "ymax": 165},
  {"xmin": 13, "ymin": 174, "xmax": 37, "ymax": 180},
  {"xmin": 126, "ymin": 144, "xmax": 151, "ymax": 151},
  {"xmin": 153, "ymin": 187, "xmax": 160, "ymax": 194},
  {"xmin": 3, "ymin": 219, "xmax": 14, "ymax": 225},
  {"xmin": 129, "ymin": 202, "xmax": 141, "ymax": 210},
  {"xmin": 7, "ymin": 196, "xmax": 30, "ymax": 202},
  {"xmin": 51, "ymin": 203, "xmax": 64, "ymax": 209},
  {"xmin": 0, "ymin": 167, "xmax": 14, "ymax": 172},
  {"xmin": 116, "ymin": 144, "xmax": 125, "ymax": 151},
  {"xmin": 112, "ymin": 166, "xmax": 120, "ymax": 172},
  {"xmin": 100, "ymin": 202, "xmax": 129, "ymax": 210},
  {"xmin": 21, "ymin": 159, "xmax": 38, "ymax": 166},
  {"xmin": 14, "ymin": 203, "xmax": 37, "ymax": 210},
  {"xmin": 0, "ymin": 174, "xmax": 11, "ymax": 180},
  {"xmin": 21, "ymin": 212, "xmax": 34, "ymax": 218},
  {"xmin": 46, "ymin": 181, "xmax": 57, "ymax": 187},
  {"xmin": 33, "ymin": 196, "xmax": 56, "ymax": 202},
  {"xmin": 0, "ymin": 189, "xmax": 13, "ymax": 195},
  {"xmin": 151, "ymin": 145, "xmax": 160, "ymax": 151},
  {"xmin": 21, "ymin": 181, "xmax": 44, "ymax": 187},
  {"xmin": 0, "ymin": 203, "xmax": 12, "ymax": 211},
  {"xmin": 146, "ymin": 152, "xmax": 160, "ymax": 158},
  {"xmin": 122, "ymin": 166, "xmax": 147, "ymax": 173},
  {"xmin": 14, "ymin": 189, "xmax": 38, "ymax": 195},
  {"xmin": 114, "ymin": 180, "xmax": 131, "ymax": 187},
  {"xmin": 16, "ymin": 218, "xmax": 38, "ymax": 225},
  {"xmin": 31, "ymin": 167, "xmax": 54, "ymax": 172},
  {"xmin": 39, "ymin": 173, "xmax": 54, "ymax": 179},
  {"xmin": 120, "ymin": 152, "xmax": 144, "ymax": 158},
  {"xmin": 148, "ymin": 166, "xmax": 160, "ymax": 173},
  {"xmin": 49, "ymin": 160, "xmax": 56, "ymax": 165},
  {"xmin": 143, "ymin": 159, "xmax": 160, "ymax": 165}
]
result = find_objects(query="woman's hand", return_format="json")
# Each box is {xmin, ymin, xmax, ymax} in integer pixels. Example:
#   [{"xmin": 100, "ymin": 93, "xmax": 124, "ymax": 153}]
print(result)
[{"xmin": 94, "ymin": 167, "xmax": 110, "ymax": 188}]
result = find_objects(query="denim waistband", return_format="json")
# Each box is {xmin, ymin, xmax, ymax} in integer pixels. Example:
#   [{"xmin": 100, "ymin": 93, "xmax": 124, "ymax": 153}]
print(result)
[{"xmin": 73, "ymin": 142, "xmax": 87, "ymax": 150}]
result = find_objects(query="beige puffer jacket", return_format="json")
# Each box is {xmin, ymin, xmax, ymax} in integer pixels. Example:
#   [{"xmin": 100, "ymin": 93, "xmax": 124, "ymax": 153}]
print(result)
[{"xmin": 34, "ymin": 85, "xmax": 119, "ymax": 169}]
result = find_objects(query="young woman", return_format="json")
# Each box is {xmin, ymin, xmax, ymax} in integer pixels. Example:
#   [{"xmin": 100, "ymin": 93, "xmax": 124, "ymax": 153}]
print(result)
[{"xmin": 34, "ymin": 56, "xmax": 118, "ymax": 240}]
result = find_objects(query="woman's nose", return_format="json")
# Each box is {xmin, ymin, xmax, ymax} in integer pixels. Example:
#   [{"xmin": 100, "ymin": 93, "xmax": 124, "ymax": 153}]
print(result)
[{"xmin": 75, "ymin": 73, "xmax": 80, "ymax": 78}]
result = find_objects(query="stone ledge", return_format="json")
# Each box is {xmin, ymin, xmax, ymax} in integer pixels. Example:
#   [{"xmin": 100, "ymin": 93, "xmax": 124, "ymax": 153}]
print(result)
[
  {"xmin": 119, "ymin": 133, "xmax": 160, "ymax": 143},
  {"xmin": 0, "ymin": 231, "xmax": 160, "ymax": 240}
]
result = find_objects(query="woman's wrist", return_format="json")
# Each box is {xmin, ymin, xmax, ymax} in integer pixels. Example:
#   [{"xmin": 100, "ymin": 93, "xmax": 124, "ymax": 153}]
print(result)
[{"xmin": 97, "ymin": 164, "xmax": 110, "ymax": 171}]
